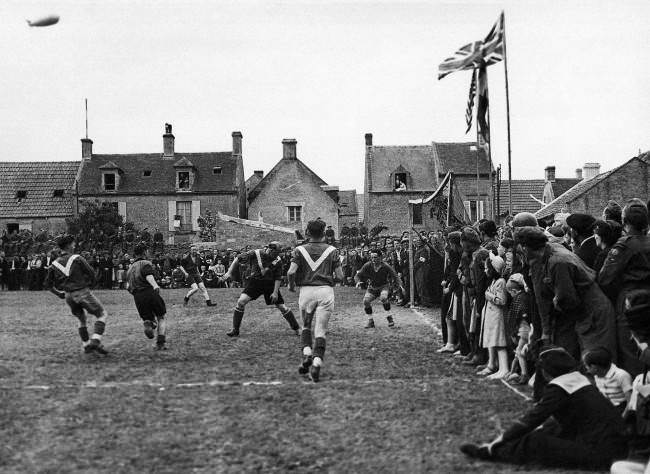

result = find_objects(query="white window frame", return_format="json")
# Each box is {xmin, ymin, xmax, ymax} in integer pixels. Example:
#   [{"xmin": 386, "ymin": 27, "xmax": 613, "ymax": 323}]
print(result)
[
  {"xmin": 288, "ymin": 205, "xmax": 302, "ymax": 223},
  {"xmin": 176, "ymin": 201, "xmax": 192, "ymax": 231},
  {"xmin": 103, "ymin": 172, "xmax": 116, "ymax": 191}
]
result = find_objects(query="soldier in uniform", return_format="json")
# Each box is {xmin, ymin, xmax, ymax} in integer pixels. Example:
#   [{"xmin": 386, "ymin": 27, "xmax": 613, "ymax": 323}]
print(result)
[
  {"xmin": 598, "ymin": 200, "xmax": 650, "ymax": 376},
  {"xmin": 287, "ymin": 219, "xmax": 343, "ymax": 382},
  {"xmin": 566, "ymin": 213, "xmax": 598, "ymax": 269}
]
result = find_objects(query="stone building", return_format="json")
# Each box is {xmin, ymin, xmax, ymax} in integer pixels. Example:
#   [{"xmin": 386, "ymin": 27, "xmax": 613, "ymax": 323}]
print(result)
[
  {"xmin": 76, "ymin": 125, "xmax": 246, "ymax": 244},
  {"xmin": 363, "ymin": 133, "xmax": 492, "ymax": 232},
  {"xmin": 338, "ymin": 190, "xmax": 359, "ymax": 230},
  {"xmin": 535, "ymin": 154, "xmax": 650, "ymax": 222},
  {"xmin": 247, "ymin": 139, "xmax": 340, "ymax": 235},
  {"xmin": 0, "ymin": 161, "xmax": 80, "ymax": 235}
]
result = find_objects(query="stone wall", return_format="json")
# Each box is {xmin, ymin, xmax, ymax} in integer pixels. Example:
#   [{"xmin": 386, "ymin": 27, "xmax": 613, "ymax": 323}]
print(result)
[{"xmin": 0, "ymin": 216, "xmax": 68, "ymax": 235}]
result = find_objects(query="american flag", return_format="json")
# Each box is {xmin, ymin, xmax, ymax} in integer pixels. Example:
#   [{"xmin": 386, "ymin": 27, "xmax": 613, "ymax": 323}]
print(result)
[
  {"xmin": 465, "ymin": 70, "xmax": 476, "ymax": 134},
  {"xmin": 438, "ymin": 11, "xmax": 505, "ymax": 80}
]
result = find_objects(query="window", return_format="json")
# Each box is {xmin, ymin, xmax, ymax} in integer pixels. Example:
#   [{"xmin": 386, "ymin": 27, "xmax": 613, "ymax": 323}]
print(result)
[
  {"xmin": 15, "ymin": 190, "xmax": 27, "ymax": 199},
  {"xmin": 288, "ymin": 206, "xmax": 302, "ymax": 223},
  {"xmin": 103, "ymin": 173, "xmax": 116, "ymax": 191},
  {"xmin": 143, "ymin": 170, "xmax": 152, "ymax": 177},
  {"xmin": 412, "ymin": 203, "xmax": 423, "ymax": 225},
  {"xmin": 177, "ymin": 171, "xmax": 190, "ymax": 190},
  {"xmin": 105, "ymin": 202, "xmax": 118, "ymax": 211},
  {"xmin": 463, "ymin": 200, "xmax": 485, "ymax": 222},
  {"xmin": 176, "ymin": 201, "xmax": 192, "ymax": 231},
  {"xmin": 53, "ymin": 189, "xmax": 64, "ymax": 197},
  {"xmin": 394, "ymin": 173, "xmax": 407, "ymax": 191},
  {"xmin": 213, "ymin": 167, "xmax": 222, "ymax": 175}
]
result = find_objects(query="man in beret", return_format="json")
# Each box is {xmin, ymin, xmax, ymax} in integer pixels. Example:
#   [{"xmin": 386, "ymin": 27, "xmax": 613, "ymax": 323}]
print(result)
[
  {"xmin": 460, "ymin": 347, "xmax": 627, "ymax": 469},
  {"xmin": 598, "ymin": 200, "xmax": 650, "ymax": 376},
  {"xmin": 566, "ymin": 213, "xmax": 599, "ymax": 269}
]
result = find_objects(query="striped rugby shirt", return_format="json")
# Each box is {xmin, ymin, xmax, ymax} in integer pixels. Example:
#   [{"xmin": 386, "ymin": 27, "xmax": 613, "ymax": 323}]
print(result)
[{"xmin": 291, "ymin": 242, "xmax": 340, "ymax": 286}]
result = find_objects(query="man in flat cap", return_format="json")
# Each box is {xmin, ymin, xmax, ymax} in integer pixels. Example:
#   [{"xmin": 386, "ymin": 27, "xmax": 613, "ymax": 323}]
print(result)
[
  {"xmin": 566, "ymin": 213, "xmax": 598, "ymax": 269},
  {"xmin": 460, "ymin": 347, "xmax": 627, "ymax": 470},
  {"xmin": 516, "ymin": 226, "xmax": 616, "ymax": 362},
  {"xmin": 598, "ymin": 200, "xmax": 650, "ymax": 376}
]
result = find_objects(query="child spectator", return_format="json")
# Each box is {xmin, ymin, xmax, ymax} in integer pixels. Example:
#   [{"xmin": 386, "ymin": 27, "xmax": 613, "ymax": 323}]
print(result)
[
  {"xmin": 583, "ymin": 347, "xmax": 632, "ymax": 413},
  {"xmin": 116, "ymin": 264, "xmax": 126, "ymax": 289},
  {"xmin": 504, "ymin": 273, "xmax": 530, "ymax": 385},
  {"xmin": 497, "ymin": 237, "xmax": 514, "ymax": 279},
  {"xmin": 478, "ymin": 253, "xmax": 509, "ymax": 379}
]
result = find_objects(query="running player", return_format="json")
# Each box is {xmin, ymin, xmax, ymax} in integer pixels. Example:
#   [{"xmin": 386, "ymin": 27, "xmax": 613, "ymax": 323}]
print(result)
[
  {"xmin": 355, "ymin": 249, "xmax": 404, "ymax": 329},
  {"xmin": 220, "ymin": 242, "xmax": 300, "ymax": 337},
  {"xmin": 287, "ymin": 219, "xmax": 343, "ymax": 382},
  {"xmin": 180, "ymin": 246, "xmax": 215, "ymax": 306},
  {"xmin": 126, "ymin": 244, "xmax": 168, "ymax": 350},
  {"xmin": 44, "ymin": 235, "xmax": 109, "ymax": 354}
]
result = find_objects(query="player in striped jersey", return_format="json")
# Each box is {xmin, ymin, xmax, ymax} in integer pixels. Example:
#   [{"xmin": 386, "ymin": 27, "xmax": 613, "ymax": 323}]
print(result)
[
  {"xmin": 220, "ymin": 242, "xmax": 299, "ymax": 337},
  {"xmin": 355, "ymin": 250, "xmax": 404, "ymax": 329},
  {"xmin": 44, "ymin": 235, "xmax": 109, "ymax": 354},
  {"xmin": 287, "ymin": 219, "xmax": 344, "ymax": 382}
]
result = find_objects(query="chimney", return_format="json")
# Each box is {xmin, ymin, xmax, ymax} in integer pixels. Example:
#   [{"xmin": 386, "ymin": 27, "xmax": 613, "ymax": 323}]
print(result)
[
  {"xmin": 544, "ymin": 166, "xmax": 556, "ymax": 182},
  {"xmin": 575, "ymin": 168, "xmax": 583, "ymax": 180},
  {"xmin": 232, "ymin": 131, "xmax": 242, "ymax": 157},
  {"xmin": 81, "ymin": 138, "xmax": 93, "ymax": 160},
  {"xmin": 365, "ymin": 133, "xmax": 373, "ymax": 147},
  {"xmin": 282, "ymin": 139, "xmax": 297, "ymax": 160},
  {"xmin": 162, "ymin": 123, "xmax": 175, "ymax": 158},
  {"xmin": 583, "ymin": 162, "xmax": 601, "ymax": 180},
  {"xmin": 321, "ymin": 185, "xmax": 340, "ymax": 204},
  {"xmin": 253, "ymin": 170, "xmax": 264, "ymax": 179}
]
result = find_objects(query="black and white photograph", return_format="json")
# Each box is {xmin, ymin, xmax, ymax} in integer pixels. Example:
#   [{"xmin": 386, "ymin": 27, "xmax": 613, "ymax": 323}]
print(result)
[{"xmin": 1, "ymin": 1, "xmax": 650, "ymax": 472}]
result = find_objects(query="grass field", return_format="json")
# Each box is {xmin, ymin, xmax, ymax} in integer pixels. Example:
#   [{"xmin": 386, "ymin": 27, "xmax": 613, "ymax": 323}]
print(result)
[{"xmin": 0, "ymin": 288, "xmax": 595, "ymax": 473}]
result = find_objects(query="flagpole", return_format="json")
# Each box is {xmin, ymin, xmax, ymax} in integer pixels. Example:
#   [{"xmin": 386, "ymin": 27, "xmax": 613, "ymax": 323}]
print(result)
[{"xmin": 502, "ymin": 11, "xmax": 513, "ymax": 217}]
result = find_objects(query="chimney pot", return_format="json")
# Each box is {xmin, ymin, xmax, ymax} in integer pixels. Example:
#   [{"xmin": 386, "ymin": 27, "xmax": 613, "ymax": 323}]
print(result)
[
  {"xmin": 544, "ymin": 166, "xmax": 556, "ymax": 182},
  {"xmin": 365, "ymin": 133, "xmax": 373, "ymax": 146},
  {"xmin": 282, "ymin": 139, "xmax": 297, "ymax": 160},
  {"xmin": 575, "ymin": 168, "xmax": 583, "ymax": 179},
  {"xmin": 163, "ymin": 123, "xmax": 174, "ymax": 158},
  {"xmin": 81, "ymin": 138, "xmax": 93, "ymax": 160},
  {"xmin": 232, "ymin": 131, "xmax": 243, "ymax": 157},
  {"xmin": 583, "ymin": 162, "xmax": 601, "ymax": 180}
]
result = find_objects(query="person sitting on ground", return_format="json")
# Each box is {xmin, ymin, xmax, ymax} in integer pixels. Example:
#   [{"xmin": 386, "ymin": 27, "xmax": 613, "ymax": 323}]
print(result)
[
  {"xmin": 460, "ymin": 347, "xmax": 628, "ymax": 470},
  {"xmin": 583, "ymin": 346, "xmax": 632, "ymax": 413}
]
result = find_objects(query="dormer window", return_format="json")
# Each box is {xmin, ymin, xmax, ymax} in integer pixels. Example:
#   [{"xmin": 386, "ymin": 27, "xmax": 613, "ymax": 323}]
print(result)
[
  {"xmin": 173, "ymin": 157, "xmax": 196, "ymax": 191},
  {"xmin": 53, "ymin": 189, "xmax": 64, "ymax": 197},
  {"xmin": 15, "ymin": 190, "xmax": 27, "ymax": 199},
  {"xmin": 213, "ymin": 167, "xmax": 222, "ymax": 175},
  {"xmin": 394, "ymin": 173, "xmax": 407, "ymax": 191},
  {"xmin": 177, "ymin": 171, "xmax": 190, "ymax": 190},
  {"xmin": 103, "ymin": 173, "xmax": 116, "ymax": 191}
]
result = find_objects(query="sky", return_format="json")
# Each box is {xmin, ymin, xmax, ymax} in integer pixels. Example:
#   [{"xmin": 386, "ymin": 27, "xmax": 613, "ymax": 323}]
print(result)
[{"xmin": 2, "ymin": 0, "xmax": 650, "ymax": 193}]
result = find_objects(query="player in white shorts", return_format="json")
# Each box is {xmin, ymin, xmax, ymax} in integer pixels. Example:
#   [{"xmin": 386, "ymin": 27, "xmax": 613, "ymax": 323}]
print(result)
[{"xmin": 287, "ymin": 219, "xmax": 343, "ymax": 382}]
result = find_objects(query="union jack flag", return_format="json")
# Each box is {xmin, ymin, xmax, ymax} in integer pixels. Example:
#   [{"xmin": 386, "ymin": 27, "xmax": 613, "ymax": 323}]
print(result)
[
  {"xmin": 465, "ymin": 70, "xmax": 476, "ymax": 134},
  {"xmin": 438, "ymin": 12, "xmax": 504, "ymax": 80}
]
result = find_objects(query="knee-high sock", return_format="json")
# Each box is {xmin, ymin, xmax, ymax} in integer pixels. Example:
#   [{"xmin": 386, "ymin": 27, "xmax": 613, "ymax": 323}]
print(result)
[
  {"xmin": 313, "ymin": 337, "xmax": 326, "ymax": 366},
  {"xmin": 92, "ymin": 320, "xmax": 106, "ymax": 341},
  {"xmin": 301, "ymin": 329, "xmax": 313, "ymax": 355},
  {"xmin": 382, "ymin": 302, "xmax": 391, "ymax": 311},
  {"xmin": 364, "ymin": 306, "xmax": 373, "ymax": 315},
  {"xmin": 281, "ymin": 309, "xmax": 300, "ymax": 330},
  {"xmin": 232, "ymin": 307, "xmax": 244, "ymax": 331}
]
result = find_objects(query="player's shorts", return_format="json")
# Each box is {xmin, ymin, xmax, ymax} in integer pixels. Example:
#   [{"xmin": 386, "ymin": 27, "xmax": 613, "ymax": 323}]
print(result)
[
  {"xmin": 133, "ymin": 288, "xmax": 167, "ymax": 321},
  {"xmin": 187, "ymin": 273, "xmax": 203, "ymax": 285},
  {"xmin": 298, "ymin": 285, "xmax": 334, "ymax": 316},
  {"xmin": 242, "ymin": 279, "xmax": 284, "ymax": 305},
  {"xmin": 364, "ymin": 285, "xmax": 390, "ymax": 300},
  {"xmin": 65, "ymin": 288, "xmax": 106, "ymax": 318}
]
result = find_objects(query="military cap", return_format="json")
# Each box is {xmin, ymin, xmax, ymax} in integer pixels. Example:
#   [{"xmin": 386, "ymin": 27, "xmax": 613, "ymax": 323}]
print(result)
[
  {"xmin": 512, "ymin": 212, "xmax": 538, "ymax": 228},
  {"xmin": 566, "ymin": 213, "xmax": 596, "ymax": 234},
  {"xmin": 537, "ymin": 347, "xmax": 578, "ymax": 378},
  {"xmin": 515, "ymin": 226, "xmax": 548, "ymax": 249}
]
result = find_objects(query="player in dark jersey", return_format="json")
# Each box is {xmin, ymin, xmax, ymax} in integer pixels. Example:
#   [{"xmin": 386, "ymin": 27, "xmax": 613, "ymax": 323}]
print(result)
[
  {"xmin": 355, "ymin": 250, "xmax": 404, "ymax": 329},
  {"xmin": 44, "ymin": 235, "xmax": 109, "ymax": 354},
  {"xmin": 180, "ymin": 246, "xmax": 215, "ymax": 307},
  {"xmin": 126, "ymin": 244, "xmax": 168, "ymax": 350},
  {"xmin": 220, "ymin": 241, "xmax": 299, "ymax": 337},
  {"xmin": 288, "ymin": 219, "xmax": 344, "ymax": 382}
]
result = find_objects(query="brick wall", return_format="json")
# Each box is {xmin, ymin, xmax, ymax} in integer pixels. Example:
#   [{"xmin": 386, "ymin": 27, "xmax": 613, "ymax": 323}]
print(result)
[
  {"xmin": 564, "ymin": 159, "xmax": 650, "ymax": 216},
  {"xmin": 248, "ymin": 160, "xmax": 339, "ymax": 235}
]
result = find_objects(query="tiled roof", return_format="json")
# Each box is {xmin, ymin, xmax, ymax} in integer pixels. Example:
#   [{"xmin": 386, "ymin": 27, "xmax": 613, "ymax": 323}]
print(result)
[
  {"xmin": 552, "ymin": 178, "xmax": 582, "ymax": 197},
  {"xmin": 499, "ymin": 178, "xmax": 582, "ymax": 216},
  {"xmin": 248, "ymin": 158, "xmax": 328, "ymax": 202},
  {"xmin": 338, "ymin": 190, "xmax": 358, "ymax": 217},
  {"xmin": 77, "ymin": 152, "xmax": 237, "ymax": 195},
  {"xmin": 368, "ymin": 145, "xmax": 437, "ymax": 192},
  {"xmin": 245, "ymin": 173, "xmax": 263, "ymax": 194},
  {"xmin": 0, "ymin": 161, "xmax": 80, "ymax": 218},
  {"xmin": 433, "ymin": 142, "xmax": 491, "ymax": 175}
]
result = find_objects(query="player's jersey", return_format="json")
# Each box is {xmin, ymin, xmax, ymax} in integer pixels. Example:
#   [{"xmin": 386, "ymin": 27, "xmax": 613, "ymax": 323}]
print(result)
[
  {"xmin": 356, "ymin": 261, "xmax": 397, "ymax": 289},
  {"xmin": 240, "ymin": 249, "xmax": 283, "ymax": 282},
  {"xmin": 126, "ymin": 258, "xmax": 155, "ymax": 294},
  {"xmin": 291, "ymin": 242, "xmax": 340, "ymax": 287},
  {"xmin": 44, "ymin": 252, "xmax": 96, "ymax": 292},
  {"xmin": 180, "ymin": 254, "xmax": 201, "ymax": 275}
]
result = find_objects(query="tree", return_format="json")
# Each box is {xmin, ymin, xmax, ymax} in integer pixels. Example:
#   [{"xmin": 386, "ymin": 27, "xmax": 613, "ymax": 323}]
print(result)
[
  {"xmin": 66, "ymin": 200, "xmax": 138, "ymax": 249},
  {"xmin": 197, "ymin": 209, "xmax": 219, "ymax": 242}
]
